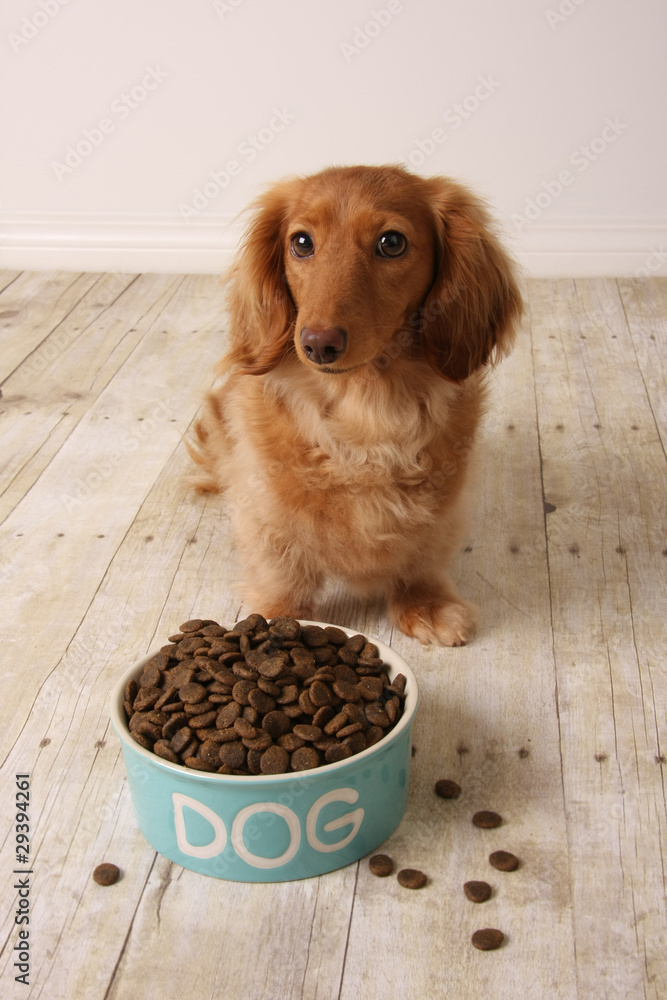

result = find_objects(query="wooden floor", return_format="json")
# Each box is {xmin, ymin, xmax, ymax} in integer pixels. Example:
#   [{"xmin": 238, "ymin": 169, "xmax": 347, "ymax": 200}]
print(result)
[{"xmin": 0, "ymin": 271, "xmax": 665, "ymax": 1000}]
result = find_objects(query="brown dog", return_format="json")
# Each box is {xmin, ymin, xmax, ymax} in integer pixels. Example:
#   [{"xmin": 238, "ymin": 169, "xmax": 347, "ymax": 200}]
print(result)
[{"xmin": 189, "ymin": 165, "xmax": 522, "ymax": 644}]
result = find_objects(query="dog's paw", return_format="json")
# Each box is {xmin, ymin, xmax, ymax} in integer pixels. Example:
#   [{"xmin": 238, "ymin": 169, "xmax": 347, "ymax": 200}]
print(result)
[{"xmin": 391, "ymin": 598, "xmax": 478, "ymax": 646}]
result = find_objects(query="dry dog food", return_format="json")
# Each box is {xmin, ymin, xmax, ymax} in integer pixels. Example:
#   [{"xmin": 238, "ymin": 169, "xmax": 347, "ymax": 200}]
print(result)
[
  {"xmin": 368, "ymin": 854, "xmax": 395, "ymax": 877},
  {"xmin": 472, "ymin": 810, "xmax": 502, "ymax": 829},
  {"xmin": 124, "ymin": 615, "xmax": 406, "ymax": 776},
  {"xmin": 93, "ymin": 863, "xmax": 120, "ymax": 886},
  {"xmin": 434, "ymin": 778, "xmax": 461, "ymax": 799},
  {"xmin": 488, "ymin": 850, "xmax": 520, "ymax": 872},
  {"xmin": 397, "ymin": 868, "xmax": 428, "ymax": 889},
  {"xmin": 463, "ymin": 880, "xmax": 492, "ymax": 903},
  {"xmin": 471, "ymin": 928, "xmax": 505, "ymax": 951}
]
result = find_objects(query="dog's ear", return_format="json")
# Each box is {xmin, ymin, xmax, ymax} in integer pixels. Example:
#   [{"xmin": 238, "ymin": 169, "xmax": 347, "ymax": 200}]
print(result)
[
  {"xmin": 419, "ymin": 178, "xmax": 522, "ymax": 382},
  {"xmin": 220, "ymin": 181, "xmax": 297, "ymax": 376}
]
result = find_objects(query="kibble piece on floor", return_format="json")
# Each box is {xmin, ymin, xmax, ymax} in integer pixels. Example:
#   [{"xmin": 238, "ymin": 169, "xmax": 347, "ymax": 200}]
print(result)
[
  {"xmin": 435, "ymin": 778, "xmax": 461, "ymax": 799},
  {"xmin": 472, "ymin": 810, "xmax": 502, "ymax": 828},
  {"xmin": 463, "ymin": 880, "xmax": 492, "ymax": 902},
  {"xmin": 471, "ymin": 928, "xmax": 505, "ymax": 951},
  {"xmin": 368, "ymin": 854, "xmax": 394, "ymax": 877},
  {"xmin": 397, "ymin": 868, "xmax": 427, "ymax": 889},
  {"xmin": 93, "ymin": 863, "xmax": 120, "ymax": 886},
  {"xmin": 488, "ymin": 850, "xmax": 520, "ymax": 871}
]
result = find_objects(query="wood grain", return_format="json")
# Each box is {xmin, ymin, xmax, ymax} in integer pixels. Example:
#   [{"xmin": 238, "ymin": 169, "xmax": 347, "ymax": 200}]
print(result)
[
  {"xmin": 530, "ymin": 278, "xmax": 667, "ymax": 1000},
  {"xmin": 0, "ymin": 271, "xmax": 101, "ymax": 384},
  {"xmin": 0, "ymin": 274, "xmax": 665, "ymax": 1000}
]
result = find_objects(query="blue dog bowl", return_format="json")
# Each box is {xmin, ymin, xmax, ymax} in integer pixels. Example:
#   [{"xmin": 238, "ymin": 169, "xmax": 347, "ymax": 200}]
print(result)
[{"xmin": 110, "ymin": 622, "xmax": 418, "ymax": 881}]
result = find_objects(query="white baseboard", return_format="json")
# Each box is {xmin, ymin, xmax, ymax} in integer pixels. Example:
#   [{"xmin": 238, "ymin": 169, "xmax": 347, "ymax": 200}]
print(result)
[
  {"xmin": 0, "ymin": 212, "xmax": 242, "ymax": 274},
  {"xmin": 1, "ymin": 212, "xmax": 666, "ymax": 278},
  {"xmin": 506, "ymin": 218, "xmax": 667, "ymax": 278}
]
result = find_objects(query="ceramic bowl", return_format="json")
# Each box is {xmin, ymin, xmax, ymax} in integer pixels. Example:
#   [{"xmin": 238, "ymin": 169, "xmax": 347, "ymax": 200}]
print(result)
[{"xmin": 110, "ymin": 622, "xmax": 418, "ymax": 881}]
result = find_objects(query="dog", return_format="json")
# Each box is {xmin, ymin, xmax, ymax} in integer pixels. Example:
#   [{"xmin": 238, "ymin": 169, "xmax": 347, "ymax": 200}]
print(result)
[{"xmin": 189, "ymin": 165, "xmax": 522, "ymax": 645}]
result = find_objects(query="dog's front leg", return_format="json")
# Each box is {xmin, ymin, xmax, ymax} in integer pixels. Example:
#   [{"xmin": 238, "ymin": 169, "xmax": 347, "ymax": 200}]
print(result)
[{"xmin": 234, "ymin": 531, "xmax": 321, "ymax": 621}]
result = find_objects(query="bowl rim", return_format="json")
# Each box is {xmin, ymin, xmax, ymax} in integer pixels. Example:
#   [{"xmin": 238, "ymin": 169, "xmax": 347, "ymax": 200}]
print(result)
[{"xmin": 110, "ymin": 621, "xmax": 419, "ymax": 785}]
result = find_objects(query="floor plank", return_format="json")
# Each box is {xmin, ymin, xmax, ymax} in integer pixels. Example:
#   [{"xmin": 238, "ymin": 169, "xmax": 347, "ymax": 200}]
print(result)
[
  {"xmin": 529, "ymin": 278, "xmax": 667, "ymax": 1000},
  {"xmin": 0, "ymin": 272, "xmax": 172, "ymax": 520},
  {"xmin": 0, "ymin": 271, "xmax": 104, "ymax": 383},
  {"xmin": 618, "ymin": 276, "xmax": 667, "ymax": 440},
  {"xmin": 105, "ymin": 860, "xmax": 357, "ymax": 1000},
  {"xmin": 339, "ymin": 313, "xmax": 577, "ymax": 1000}
]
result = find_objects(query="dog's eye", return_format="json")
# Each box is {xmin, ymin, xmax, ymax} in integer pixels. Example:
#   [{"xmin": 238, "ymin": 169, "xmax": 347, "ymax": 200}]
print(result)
[
  {"xmin": 376, "ymin": 231, "xmax": 408, "ymax": 258},
  {"xmin": 290, "ymin": 232, "xmax": 314, "ymax": 258}
]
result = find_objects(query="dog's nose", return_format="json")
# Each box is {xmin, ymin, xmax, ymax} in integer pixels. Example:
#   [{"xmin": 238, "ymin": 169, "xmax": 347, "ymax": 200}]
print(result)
[{"xmin": 300, "ymin": 326, "xmax": 347, "ymax": 365}]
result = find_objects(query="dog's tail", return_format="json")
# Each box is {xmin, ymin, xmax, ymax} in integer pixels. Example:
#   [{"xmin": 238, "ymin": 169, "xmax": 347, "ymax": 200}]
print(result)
[{"xmin": 185, "ymin": 412, "xmax": 223, "ymax": 494}]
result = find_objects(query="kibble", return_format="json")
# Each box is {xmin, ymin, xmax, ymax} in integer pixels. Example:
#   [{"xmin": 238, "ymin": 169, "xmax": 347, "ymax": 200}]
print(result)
[
  {"xmin": 472, "ymin": 810, "xmax": 502, "ymax": 829},
  {"xmin": 463, "ymin": 880, "xmax": 492, "ymax": 903},
  {"xmin": 325, "ymin": 742, "xmax": 353, "ymax": 763},
  {"xmin": 488, "ymin": 850, "xmax": 520, "ymax": 872},
  {"xmin": 290, "ymin": 746, "xmax": 320, "ymax": 771},
  {"xmin": 125, "ymin": 616, "xmax": 406, "ymax": 776},
  {"xmin": 93, "ymin": 863, "xmax": 120, "ymax": 886},
  {"xmin": 397, "ymin": 868, "xmax": 428, "ymax": 889},
  {"xmin": 434, "ymin": 778, "xmax": 461, "ymax": 799},
  {"xmin": 260, "ymin": 745, "xmax": 290, "ymax": 774},
  {"xmin": 471, "ymin": 928, "xmax": 505, "ymax": 951},
  {"xmin": 368, "ymin": 854, "xmax": 394, "ymax": 877}
]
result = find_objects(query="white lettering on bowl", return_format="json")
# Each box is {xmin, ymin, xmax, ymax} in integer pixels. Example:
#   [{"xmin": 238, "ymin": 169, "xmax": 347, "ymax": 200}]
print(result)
[{"xmin": 171, "ymin": 788, "xmax": 365, "ymax": 868}]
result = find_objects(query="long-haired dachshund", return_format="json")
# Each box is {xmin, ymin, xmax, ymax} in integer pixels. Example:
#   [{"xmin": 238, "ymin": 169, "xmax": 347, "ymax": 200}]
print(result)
[{"xmin": 189, "ymin": 165, "xmax": 522, "ymax": 645}]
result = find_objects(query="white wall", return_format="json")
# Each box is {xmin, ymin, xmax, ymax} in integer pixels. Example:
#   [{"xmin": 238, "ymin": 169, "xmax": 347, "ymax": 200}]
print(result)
[{"xmin": 1, "ymin": 0, "xmax": 666, "ymax": 276}]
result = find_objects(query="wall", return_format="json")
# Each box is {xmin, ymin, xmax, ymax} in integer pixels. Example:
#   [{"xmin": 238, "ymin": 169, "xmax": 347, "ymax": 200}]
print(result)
[{"xmin": 1, "ymin": 0, "xmax": 666, "ymax": 276}]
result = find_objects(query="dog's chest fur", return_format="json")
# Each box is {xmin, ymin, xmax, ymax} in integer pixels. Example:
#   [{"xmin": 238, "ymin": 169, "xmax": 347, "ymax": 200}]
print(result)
[{"xmin": 223, "ymin": 361, "xmax": 483, "ymax": 565}]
